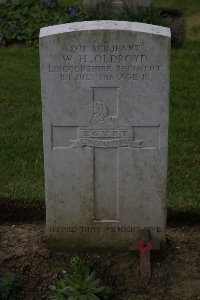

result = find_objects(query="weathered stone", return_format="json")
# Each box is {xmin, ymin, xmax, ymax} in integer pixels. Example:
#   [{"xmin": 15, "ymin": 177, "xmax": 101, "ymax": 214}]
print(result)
[{"xmin": 40, "ymin": 21, "xmax": 171, "ymax": 251}]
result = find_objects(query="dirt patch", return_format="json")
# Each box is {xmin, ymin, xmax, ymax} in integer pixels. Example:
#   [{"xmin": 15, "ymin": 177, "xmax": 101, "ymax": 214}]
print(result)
[{"xmin": 1, "ymin": 223, "xmax": 200, "ymax": 300}]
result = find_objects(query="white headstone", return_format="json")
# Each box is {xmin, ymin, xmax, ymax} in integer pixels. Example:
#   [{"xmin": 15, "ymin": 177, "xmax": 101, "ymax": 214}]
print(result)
[{"xmin": 40, "ymin": 21, "xmax": 171, "ymax": 251}]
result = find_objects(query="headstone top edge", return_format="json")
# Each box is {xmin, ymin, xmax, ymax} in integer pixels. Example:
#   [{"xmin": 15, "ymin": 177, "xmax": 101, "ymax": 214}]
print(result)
[{"xmin": 39, "ymin": 21, "xmax": 171, "ymax": 39}]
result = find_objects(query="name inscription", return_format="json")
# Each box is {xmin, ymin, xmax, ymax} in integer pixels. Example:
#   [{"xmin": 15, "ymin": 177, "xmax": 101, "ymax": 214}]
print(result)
[{"xmin": 48, "ymin": 43, "xmax": 160, "ymax": 82}]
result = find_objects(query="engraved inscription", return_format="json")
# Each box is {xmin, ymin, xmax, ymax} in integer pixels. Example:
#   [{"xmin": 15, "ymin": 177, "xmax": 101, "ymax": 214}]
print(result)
[
  {"xmin": 49, "ymin": 226, "xmax": 162, "ymax": 233},
  {"xmin": 70, "ymin": 90, "xmax": 143, "ymax": 148},
  {"xmin": 48, "ymin": 42, "xmax": 161, "ymax": 82},
  {"xmin": 71, "ymin": 100, "xmax": 143, "ymax": 148},
  {"xmin": 68, "ymin": 44, "xmax": 142, "ymax": 53},
  {"xmin": 51, "ymin": 83, "xmax": 160, "ymax": 150},
  {"xmin": 78, "ymin": 129, "xmax": 134, "ymax": 138},
  {"xmin": 78, "ymin": 138, "xmax": 134, "ymax": 148}
]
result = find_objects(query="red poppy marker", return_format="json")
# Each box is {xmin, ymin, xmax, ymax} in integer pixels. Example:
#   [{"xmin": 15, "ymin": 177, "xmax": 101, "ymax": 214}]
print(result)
[{"xmin": 129, "ymin": 229, "xmax": 160, "ymax": 286}]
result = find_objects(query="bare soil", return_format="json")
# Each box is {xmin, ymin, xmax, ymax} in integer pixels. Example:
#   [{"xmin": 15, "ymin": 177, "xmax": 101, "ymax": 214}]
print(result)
[{"xmin": 1, "ymin": 222, "xmax": 200, "ymax": 300}]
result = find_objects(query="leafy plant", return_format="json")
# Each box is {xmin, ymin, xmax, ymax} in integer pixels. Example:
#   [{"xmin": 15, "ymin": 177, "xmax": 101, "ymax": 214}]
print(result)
[
  {"xmin": 0, "ymin": 0, "xmax": 83, "ymax": 46},
  {"xmin": 86, "ymin": 1, "xmax": 169, "ymax": 26},
  {"xmin": 49, "ymin": 257, "xmax": 112, "ymax": 300},
  {"xmin": 124, "ymin": 5, "xmax": 170, "ymax": 27},
  {"xmin": 84, "ymin": 0, "xmax": 113, "ymax": 20},
  {"xmin": 0, "ymin": 273, "xmax": 22, "ymax": 300},
  {"xmin": 0, "ymin": 0, "xmax": 174, "ymax": 46}
]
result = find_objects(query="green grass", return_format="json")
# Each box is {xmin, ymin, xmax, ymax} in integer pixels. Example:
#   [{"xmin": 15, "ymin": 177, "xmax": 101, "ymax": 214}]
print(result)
[
  {"xmin": 168, "ymin": 40, "xmax": 200, "ymax": 213},
  {"xmin": 0, "ymin": 0, "xmax": 200, "ymax": 214},
  {"xmin": 0, "ymin": 47, "xmax": 44, "ymax": 202},
  {"xmin": 186, "ymin": 15, "xmax": 200, "ymax": 41},
  {"xmin": 153, "ymin": 0, "xmax": 200, "ymax": 16}
]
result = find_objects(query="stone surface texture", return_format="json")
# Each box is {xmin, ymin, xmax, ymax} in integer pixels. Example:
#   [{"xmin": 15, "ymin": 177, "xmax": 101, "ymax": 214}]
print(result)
[{"xmin": 40, "ymin": 21, "xmax": 171, "ymax": 251}]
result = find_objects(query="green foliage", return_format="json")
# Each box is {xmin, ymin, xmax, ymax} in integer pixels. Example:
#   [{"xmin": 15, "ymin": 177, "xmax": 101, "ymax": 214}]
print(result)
[
  {"xmin": 123, "ymin": 5, "xmax": 169, "ymax": 26},
  {"xmin": 0, "ymin": 0, "xmax": 174, "ymax": 46},
  {"xmin": 49, "ymin": 257, "xmax": 112, "ymax": 300},
  {"xmin": 0, "ymin": 0, "xmax": 83, "ymax": 46},
  {"xmin": 86, "ymin": 1, "xmax": 169, "ymax": 28},
  {"xmin": 0, "ymin": 273, "xmax": 21, "ymax": 300},
  {"xmin": 153, "ymin": 0, "xmax": 200, "ymax": 16},
  {"xmin": 84, "ymin": 0, "xmax": 113, "ymax": 20}
]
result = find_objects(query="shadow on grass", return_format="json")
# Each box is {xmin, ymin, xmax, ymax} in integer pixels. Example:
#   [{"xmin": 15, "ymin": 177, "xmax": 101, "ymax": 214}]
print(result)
[
  {"xmin": 0, "ymin": 198, "xmax": 200, "ymax": 226},
  {"xmin": 0, "ymin": 198, "xmax": 45, "ymax": 224},
  {"xmin": 168, "ymin": 208, "xmax": 200, "ymax": 226}
]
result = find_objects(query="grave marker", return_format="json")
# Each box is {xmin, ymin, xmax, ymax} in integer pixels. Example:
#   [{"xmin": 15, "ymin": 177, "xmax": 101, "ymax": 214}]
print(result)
[{"xmin": 40, "ymin": 21, "xmax": 171, "ymax": 251}]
